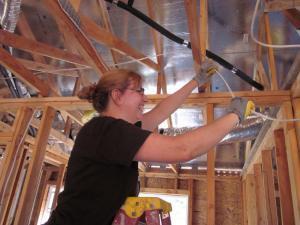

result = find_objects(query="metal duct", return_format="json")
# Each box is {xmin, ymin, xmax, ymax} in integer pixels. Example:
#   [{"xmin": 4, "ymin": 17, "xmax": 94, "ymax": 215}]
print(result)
[
  {"xmin": 0, "ymin": 0, "xmax": 22, "ymax": 32},
  {"xmin": 159, "ymin": 116, "xmax": 264, "ymax": 144}
]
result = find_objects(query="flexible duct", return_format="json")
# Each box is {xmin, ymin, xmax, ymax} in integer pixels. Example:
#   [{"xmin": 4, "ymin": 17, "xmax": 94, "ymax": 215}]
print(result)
[{"xmin": 159, "ymin": 116, "xmax": 264, "ymax": 144}]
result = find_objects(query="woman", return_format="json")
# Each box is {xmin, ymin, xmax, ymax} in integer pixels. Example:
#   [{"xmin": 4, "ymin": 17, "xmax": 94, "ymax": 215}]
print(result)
[{"xmin": 46, "ymin": 60, "xmax": 250, "ymax": 225}]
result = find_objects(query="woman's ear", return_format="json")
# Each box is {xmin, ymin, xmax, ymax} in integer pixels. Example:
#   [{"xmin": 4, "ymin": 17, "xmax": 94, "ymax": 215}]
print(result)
[{"xmin": 110, "ymin": 89, "xmax": 122, "ymax": 106}]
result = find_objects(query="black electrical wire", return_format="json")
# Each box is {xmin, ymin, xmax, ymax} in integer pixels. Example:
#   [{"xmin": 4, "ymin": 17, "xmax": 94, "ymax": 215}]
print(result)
[{"xmin": 105, "ymin": 0, "xmax": 264, "ymax": 91}]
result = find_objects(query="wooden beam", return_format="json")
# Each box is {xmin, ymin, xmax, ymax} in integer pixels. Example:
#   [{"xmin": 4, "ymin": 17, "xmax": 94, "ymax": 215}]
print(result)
[
  {"xmin": 184, "ymin": 0, "xmax": 200, "ymax": 66},
  {"xmin": 199, "ymin": 0, "xmax": 208, "ymax": 62},
  {"xmin": 0, "ymin": 47, "xmax": 50, "ymax": 96},
  {"xmin": 14, "ymin": 106, "xmax": 56, "ymax": 225},
  {"xmin": 0, "ymin": 107, "xmax": 33, "ymax": 225},
  {"xmin": 283, "ymin": 101, "xmax": 300, "ymax": 222},
  {"xmin": 140, "ymin": 187, "xmax": 189, "ymax": 195},
  {"xmin": 242, "ymin": 180, "xmax": 248, "ymax": 225},
  {"xmin": 283, "ymin": 9, "xmax": 300, "ymax": 29},
  {"xmin": 139, "ymin": 171, "xmax": 240, "ymax": 181},
  {"xmin": 17, "ymin": 58, "xmax": 81, "ymax": 78},
  {"xmin": 245, "ymin": 174, "xmax": 258, "ymax": 225},
  {"xmin": 188, "ymin": 179, "xmax": 193, "ymax": 225},
  {"xmin": 206, "ymin": 104, "xmax": 215, "ymax": 225},
  {"xmin": 274, "ymin": 129, "xmax": 295, "ymax": 225},
  {"xmin": 79, "ymin": 14, "xmax": 159, "ymax": 71},
  {"xmin": 45, "ymin": 0, "xmax": 108, "ymax": 75},
  {"xmin": 253, "ymin": 163, "xmax": 269, "ymax": 225},
  {"xmin": 30, "ymin": 166, "xmax": 52, "ymax": 225},
  {"xmin": 0, "ymin": 29, "xmax": 89, "ymax": 67},
  {"xmin": 96, "ymin": 0, "xmax": 122, "ymax": 66},
  {"xmin": 0, "ymin": 90, "xmax": 291, "ymax": 111},
  {"xmin": 263, "ymin": 12, "xmax": 278, "ymax": 90},
  {"xmin": 262, "ymin": 150, "xmax": 278, "ymax": 225},
  {"xmin": 264, "ymin": 1, "xmax": 300, "ymax": 12},
  {"xmin": 51, "ymin": 164, "xmax": 66, "ymax": 211},
  {"xmin": 17, "ymin": 12, "xmax": 60, "ymax": 93}
]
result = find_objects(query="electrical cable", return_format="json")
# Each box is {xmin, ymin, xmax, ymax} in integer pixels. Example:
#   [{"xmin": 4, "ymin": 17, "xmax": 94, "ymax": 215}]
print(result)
[
  {"xmin": 104, "ymin": 0, "xmax": 264, "ymax": 91},
  {"xmin": 250, "ymin": 0, "xmax": 300, "ymax": 48},
  {"xmin": 216, "ymin": 70, "xmax": 300, "ymax": 122}
]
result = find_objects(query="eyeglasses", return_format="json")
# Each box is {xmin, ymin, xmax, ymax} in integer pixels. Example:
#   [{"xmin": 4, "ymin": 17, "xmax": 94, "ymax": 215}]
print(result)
[{"xmin": 127, "ymin": 87, "xmax": 145, "ymax": 95}]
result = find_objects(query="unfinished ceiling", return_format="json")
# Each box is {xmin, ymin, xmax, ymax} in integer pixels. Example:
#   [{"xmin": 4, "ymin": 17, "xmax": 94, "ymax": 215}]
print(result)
[{"xmin": 0, "ymin": 0, "xmax": 299, "ymax": 172}]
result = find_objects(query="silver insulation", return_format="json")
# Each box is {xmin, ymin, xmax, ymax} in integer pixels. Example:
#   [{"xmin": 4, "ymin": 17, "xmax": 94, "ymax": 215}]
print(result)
[
  {"xmin": 160, "ymin": 116, "xmax": 264, "ymax": 144},
  {"xmin": 0, "ymin": 0, "xmax": 22, "ymax": 32}
]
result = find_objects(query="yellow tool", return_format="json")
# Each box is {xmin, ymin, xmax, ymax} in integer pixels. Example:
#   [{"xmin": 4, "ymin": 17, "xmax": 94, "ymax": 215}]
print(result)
[
  {"xmin": 121, "ymin": 197, "xmax": 172, "ymax": 218},
  {"xmin": 245, "ymin": 100, "xmax": 255, "ymax": 118}
]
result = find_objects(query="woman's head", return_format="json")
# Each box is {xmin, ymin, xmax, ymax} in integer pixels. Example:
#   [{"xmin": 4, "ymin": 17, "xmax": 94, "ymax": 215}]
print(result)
[{"xmin": 78, "ymin": 69, "xmax": 143, "ymax": 113}]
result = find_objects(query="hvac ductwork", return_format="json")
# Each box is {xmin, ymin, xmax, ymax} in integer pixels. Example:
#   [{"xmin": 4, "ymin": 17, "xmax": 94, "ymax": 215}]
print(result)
[{"xmin": 159, "ymin": 116, "xmax": 264, "ymax": 144}]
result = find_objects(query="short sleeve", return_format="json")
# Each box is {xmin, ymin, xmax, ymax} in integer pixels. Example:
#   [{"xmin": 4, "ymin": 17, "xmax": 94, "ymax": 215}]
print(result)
[{"xmin": 97, "ymin": 119, "xmax": 151, "ymax": 166}]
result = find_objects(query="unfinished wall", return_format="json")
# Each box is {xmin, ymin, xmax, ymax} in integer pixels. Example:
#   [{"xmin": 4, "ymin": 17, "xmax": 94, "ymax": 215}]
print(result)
[{"xmin": 141, "ymin": 175, "xmax": 242, "ymax": 225}]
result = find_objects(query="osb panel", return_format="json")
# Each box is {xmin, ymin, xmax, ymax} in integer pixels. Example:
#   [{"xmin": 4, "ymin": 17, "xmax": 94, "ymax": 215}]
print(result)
[
  {"xmin": 142, "ymin": 177, "xmax": 242, "ymax": 225},
  {"xmin": 193, "ymin": 180, "xmax": 207, "ymax": 225},
  {"xmin": 215, "ymin": 180, "xmax": 243, "ymax": 225},
  {"xmin": 146, "ymin": 177, "xmax": 174, "ymax": 189}
]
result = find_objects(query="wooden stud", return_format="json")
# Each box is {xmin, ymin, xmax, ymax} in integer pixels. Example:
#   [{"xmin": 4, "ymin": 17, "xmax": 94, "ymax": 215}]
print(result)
[
  {"xmin": 184, "ymin": 0, "xmax": 200, "ymax": 67},
  {"xmin": 14, "ymin": 106, "xmax": 56, "ymax": 225},
  {"xmin": 0, "ymin": 107, "xmax": 33, "ymax": 225},
  {"xmin": 51, "ymin": 164, "xmax": 66, "ymax": 211},
  {"xmin": 253, "ymin": 163, "xmax": 269, "ymax": 225},
  {"xmin": 261, "ymin": 150, "xmax": 278, "ymax": 225},
  {"xmin": 245, "ymin": 174, "xmax": 258, "ymax": 225},
  {"xmin": 2, "ymin": 148, "xmax": 28, "ymax": 225},
  {"xmin": 206, "ymin": 104, "xmax": 215, "ymax": 225},
  {"xmin": 199, "ymin": 0, "xmax": 208, "ymax": 62},
  {"xmin": 274, "ymin": 129, "xmax": 295, "ymax": 225},
  {"xmin": 263, "ymin": 13, "xmax": 278, "ymax": 90},
  {"xmin": 283, "ymin": 101, "xmax": 300, "ymax": 221},
  {"xmin": 30, "ymin": 166, "xmax": 52, "ymax": 225},
  {"xmin": 242, "ymin": 180, "xmax": 248, "ymax": 225},
  {"xmin": 188, "ymin": 179, "xmax": 193, "ymax": 225}
]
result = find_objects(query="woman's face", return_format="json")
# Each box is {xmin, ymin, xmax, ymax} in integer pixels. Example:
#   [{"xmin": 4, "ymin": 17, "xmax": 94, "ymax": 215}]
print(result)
[{"xmin": 120, "ymin": 80, "xmax": 147, "ymax": 122}]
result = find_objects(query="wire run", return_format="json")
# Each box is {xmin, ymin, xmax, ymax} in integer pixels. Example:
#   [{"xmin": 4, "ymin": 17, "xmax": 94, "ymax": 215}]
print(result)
[{"xmin": 215, "ymin": 70, "xmax": 300, "ymax": 122}]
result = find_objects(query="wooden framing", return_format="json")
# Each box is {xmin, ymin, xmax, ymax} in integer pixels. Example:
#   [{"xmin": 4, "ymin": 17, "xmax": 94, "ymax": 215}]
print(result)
[
  {"xmin": 0, "ymin": 29, "xmax": 89, "ymax": 67},
  {"xmin": 0, "ymin": 90, "xmax": 290, "ymax": 111},
  {"xmin": 264, "ymin": 0, "xmax": 300, "ymax": 12},
  {"xmin": 206, "ymin": 104, "xmax": 215, "ymax": 225},
  {"xmin": 80, "ymin": 14, "xmax": 159, "ymax": 72},
  {"xmin": 261, "ymin": 150, "xmax": 278, "ymax": 225},
  {"xmin": 274, "ymin": 129, "xmax": 295, "ymax": 225},
  {"xmin": 245, "ymin": 174, "xmax": 257, "ymax": 225},
  {"xmin": 188, "ymin": 179, "xmax": 193, "ymax": 225},
  {"xmin": 253, "ymin": 163, "xmax": 269, "ymax": 225},
  {"xmin": 0, "ymin": 47, "xmax": 51, "ymax": 96},
  {"xmin": 14, "ymin": 106, "xmax": 56, "ymax": 225},
  {"xmin": 0, "ymin": 107, "xmax": 33, "ymax": 225},
  {"xmin": 45, "ymin": 0, "xmax": 109, "ymax": 76}
]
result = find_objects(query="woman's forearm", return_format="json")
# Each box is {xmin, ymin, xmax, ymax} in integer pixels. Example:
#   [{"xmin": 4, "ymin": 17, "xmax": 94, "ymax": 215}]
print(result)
[{"xmin": 179, "ymin": 113, "xmax": 239, "ymax": 159}]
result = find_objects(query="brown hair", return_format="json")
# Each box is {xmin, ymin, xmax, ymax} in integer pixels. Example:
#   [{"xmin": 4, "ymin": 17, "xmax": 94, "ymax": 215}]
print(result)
[{"xmin": 78, "ymin": 69, "xmax": 142, "ymax": 112}]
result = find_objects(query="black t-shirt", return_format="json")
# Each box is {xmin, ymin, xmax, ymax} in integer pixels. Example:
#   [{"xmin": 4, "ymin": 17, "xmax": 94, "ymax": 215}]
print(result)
[{"xmin": 46, "ymin": 116, "xmax": 151, "ymax": 225}]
